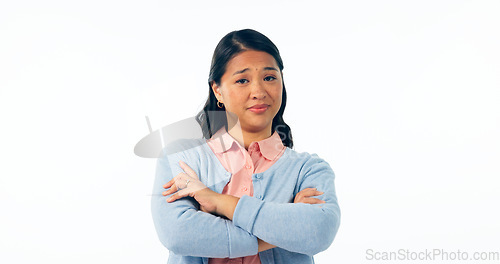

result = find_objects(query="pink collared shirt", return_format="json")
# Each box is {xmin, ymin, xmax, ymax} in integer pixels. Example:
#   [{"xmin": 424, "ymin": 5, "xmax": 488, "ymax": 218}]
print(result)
[{"xmin": 207, "ymin": 127, "xmax": 286, "ymax": 264}]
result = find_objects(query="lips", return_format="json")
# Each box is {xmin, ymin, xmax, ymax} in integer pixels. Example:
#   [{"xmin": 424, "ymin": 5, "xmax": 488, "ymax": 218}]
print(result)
[
  {"xmin": 248, "ymin": 104, "xmax": 270, "ymax": 113},
  {"xmin": 248, "ymin": 104, "xmax": 269, "ymax": 110}
]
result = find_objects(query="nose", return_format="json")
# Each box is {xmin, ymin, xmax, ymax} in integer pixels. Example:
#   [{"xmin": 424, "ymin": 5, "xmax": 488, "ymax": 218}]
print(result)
[{"xmin": 250, "ymin": 80, "xmax": 267, "ymax": 100}]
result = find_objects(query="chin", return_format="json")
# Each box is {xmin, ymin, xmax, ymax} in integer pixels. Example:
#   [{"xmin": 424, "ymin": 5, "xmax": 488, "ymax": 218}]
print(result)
[{"xmin": 241, "ymin": 122, "xmax": 272, "ymax": 133}]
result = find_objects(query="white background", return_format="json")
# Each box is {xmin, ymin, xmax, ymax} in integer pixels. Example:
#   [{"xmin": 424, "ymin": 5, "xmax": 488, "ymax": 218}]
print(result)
[{"xmin": 1, "ymin": 0, "xmax": 499, "ymax": 263}]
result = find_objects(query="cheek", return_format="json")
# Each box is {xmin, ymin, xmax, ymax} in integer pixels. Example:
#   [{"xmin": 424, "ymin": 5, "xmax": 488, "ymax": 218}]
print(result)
[
  {"xmin": 224, "ymin": 91, "xmax": 244, "ymax": 108},
  {"xmin": 271, "ymin": 86, "xmax": 283, "ymax": 104}
]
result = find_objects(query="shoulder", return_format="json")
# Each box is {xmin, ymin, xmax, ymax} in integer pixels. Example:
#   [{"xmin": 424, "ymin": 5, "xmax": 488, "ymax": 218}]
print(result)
[
  {"xmin": 284, "ymin": 147, "xmax": 331, "ymax": 168},
  {"xmin": 280, "ymin": 149, "xmax": 337, "ymax": 198},
  {"xmin": 283, "ymin": 148, "xmax": 335, "ymax": 179}
]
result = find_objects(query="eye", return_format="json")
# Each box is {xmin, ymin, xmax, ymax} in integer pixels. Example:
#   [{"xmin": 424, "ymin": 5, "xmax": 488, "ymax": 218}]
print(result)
[
  {"xmin": 264, "ymin": 76, "xmax": 276, "ymax": 81},
  {"xmin": 236, "ymin": 79, "xmax": 249, "ymax": 84}
]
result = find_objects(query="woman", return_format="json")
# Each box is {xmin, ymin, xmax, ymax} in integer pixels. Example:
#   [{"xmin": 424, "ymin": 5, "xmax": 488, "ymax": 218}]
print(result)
[{"xmin": 151, "ymin": 29, "xmax": 340, "ymax": 264}]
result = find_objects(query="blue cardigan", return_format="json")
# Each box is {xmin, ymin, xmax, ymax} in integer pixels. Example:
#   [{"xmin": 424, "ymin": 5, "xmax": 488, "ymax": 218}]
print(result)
[{"xmin": 151, "ymin": 138, "xmax": 341, "ymax": 264}]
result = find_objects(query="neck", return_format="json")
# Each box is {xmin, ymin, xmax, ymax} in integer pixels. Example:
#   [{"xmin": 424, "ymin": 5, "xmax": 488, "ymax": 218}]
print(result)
[{"xmin": 227, "ymin": 121, "xmax": 272, "ymax": 150}]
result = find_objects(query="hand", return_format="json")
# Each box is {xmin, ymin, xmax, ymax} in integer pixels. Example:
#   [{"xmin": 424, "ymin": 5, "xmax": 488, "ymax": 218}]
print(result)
[
  {"xmin": 162, "ymin": 161, "xmax": 219, "ymax": 213},
  {"xmin": 294, "ymin": 188, "xmax": 325, "ymax": 204}
]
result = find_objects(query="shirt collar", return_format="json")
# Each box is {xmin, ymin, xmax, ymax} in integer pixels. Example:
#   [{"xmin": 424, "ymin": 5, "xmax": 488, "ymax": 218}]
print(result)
[
  {"xmin": 252, "ymin": 131, "xmax": 285, "ymax": 161},
  {"xmin": 207, "ymin": 127, "xmax": 285, "ymax": 160},
  {"xmin": 207, "ymin": 127, "xmax": 239, "ymax": 154}
]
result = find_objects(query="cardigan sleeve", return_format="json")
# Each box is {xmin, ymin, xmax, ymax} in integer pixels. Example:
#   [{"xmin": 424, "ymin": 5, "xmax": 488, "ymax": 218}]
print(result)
[
  {"xmin": 151, "ymin": 144, "xmax": 259, "ymax": 258},
  {"xmin": 232, "ymin": 154, "xmax": 341, "ymax": 256}
]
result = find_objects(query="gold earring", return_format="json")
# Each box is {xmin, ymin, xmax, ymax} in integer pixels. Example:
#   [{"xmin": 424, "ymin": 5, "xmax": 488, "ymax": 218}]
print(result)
[{"xmin": 217, "ymin": 101, "xmax": 224, "ymax": 108}]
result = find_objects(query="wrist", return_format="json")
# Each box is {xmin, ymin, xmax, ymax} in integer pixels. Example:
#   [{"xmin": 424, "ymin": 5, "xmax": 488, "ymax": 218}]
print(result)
[
  {"xmin": 258, "ymin": 238, "xmax": 276, "ymax": 252},
  {"xmin": 211, "ymin": 192, "xmax": 224, "ymax": 214},
  {"xmin": 215, "ymin": 194, "xmax": 239, "ymax": 221},
  {"xmin": 194, "ymin": 188, "xmax": 221, "ymax": 214}
]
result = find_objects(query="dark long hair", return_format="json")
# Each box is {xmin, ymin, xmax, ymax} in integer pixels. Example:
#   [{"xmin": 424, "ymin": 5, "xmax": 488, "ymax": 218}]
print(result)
[{"xmin": 195, "ymin": 29, "xmax": 293, "ymax": 148}]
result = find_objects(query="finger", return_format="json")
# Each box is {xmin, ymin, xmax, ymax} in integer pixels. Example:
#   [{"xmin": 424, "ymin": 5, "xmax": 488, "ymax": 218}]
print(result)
[
  {"xmin": 301, "ymin": 192, "xmax": 324, "ymax": 199},
  {"xmin": 166, "ymin": 193, "xmax": 179, "ymax": 203},
  {"xmin": 162, "ymin": 184, "xmax": 178, "ymax": 196},
  {"xmin": 163, "ymin": 178, "xmax": 175, "ymax": 189},
  {"xmin": 298, "ymin": 188, "xmax": 318, "ymax": 197},
  {"xmin": 302, "ymin": 189, "xmax": 324, "ymax": 197},
  {"xmin": 301, "ymin": 197, "xmax": 326, "ymax": 204},
  {"xmin": 314, "ymin": 191, "xmax": 324, "ymax": 196},
  {"xmin": 166, "ymin": 189, "xmax": 190, "ymax": 203},
  {"xmin": 179, "ymin": 161, "xmax": 197, "ymax": 178},
  {"xmin": 296, "ymin": 188, "xmax": 314, "ymax": 197},
  {"xmin": 175, "ymin": 188, "xmax": 191, "ymax": 198}
]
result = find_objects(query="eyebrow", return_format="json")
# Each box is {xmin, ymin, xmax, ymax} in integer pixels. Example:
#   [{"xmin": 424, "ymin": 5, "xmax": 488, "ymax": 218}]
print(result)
[{"xmin": 232, "ymin": 67, "xmax": 279, "ymax": 76}]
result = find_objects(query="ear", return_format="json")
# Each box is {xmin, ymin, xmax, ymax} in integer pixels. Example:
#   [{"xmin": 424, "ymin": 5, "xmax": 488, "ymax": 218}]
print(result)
[{"xmin": 210, "ymin": 81, "xmax": 222, "ymax": 101}]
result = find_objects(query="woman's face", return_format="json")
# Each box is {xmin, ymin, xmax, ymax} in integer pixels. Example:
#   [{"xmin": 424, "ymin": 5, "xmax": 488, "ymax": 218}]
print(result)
[{"xmin": 212, "ymin": 50, "xmax": 283, "ymax": 134}]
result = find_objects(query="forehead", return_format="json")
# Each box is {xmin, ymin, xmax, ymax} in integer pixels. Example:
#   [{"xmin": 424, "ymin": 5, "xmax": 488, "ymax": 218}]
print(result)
[{"xmin": 225, "ymin": 50, "xmax": 279, "ymax": 72}]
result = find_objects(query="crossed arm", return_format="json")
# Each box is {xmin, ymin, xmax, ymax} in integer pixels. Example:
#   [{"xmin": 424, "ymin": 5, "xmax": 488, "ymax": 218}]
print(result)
[
  {"xmin": 151, "ymin": 151, "xmax": 340, "ymax": 258},
  {"xmin": 162, "ymin": 160, "xmax": 326, "ymax": 252}
]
